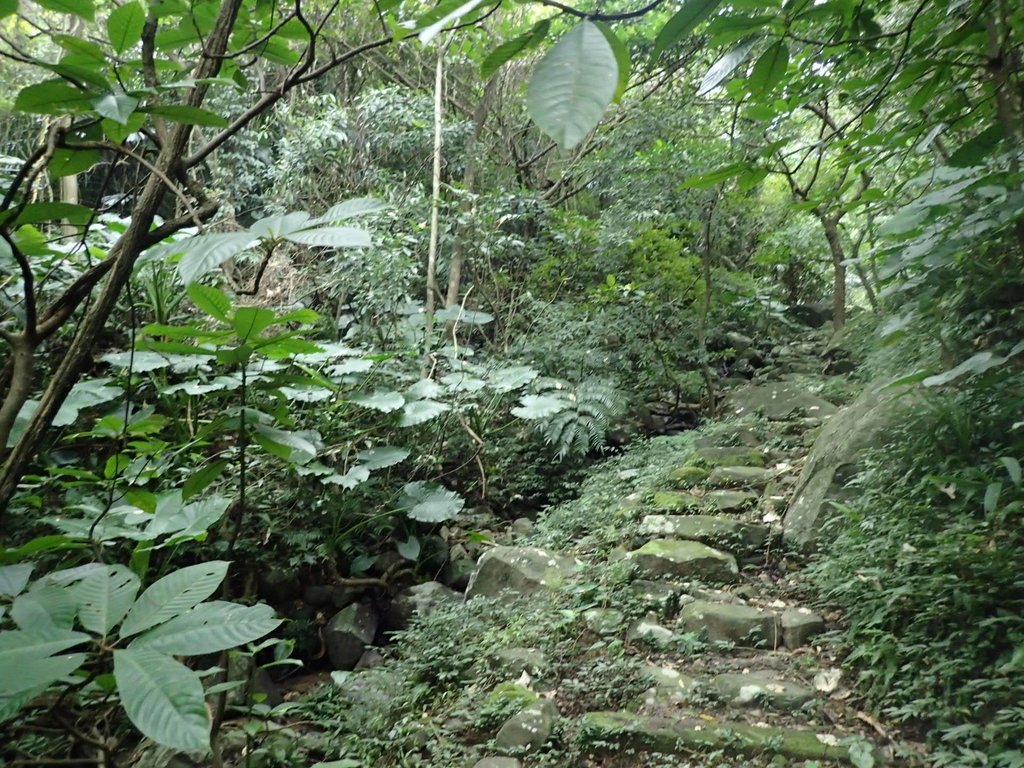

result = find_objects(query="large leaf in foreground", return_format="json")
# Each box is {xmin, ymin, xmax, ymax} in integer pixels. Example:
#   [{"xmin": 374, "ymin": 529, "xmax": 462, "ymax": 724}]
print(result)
[
  {"xmin": 526, "ymin": 21, "xmax": 618, "ymax": 150},
  {"xmin": 75, "ymin": 565, "xmax": 139, "ymax": 636},
  {"xmin": 119, "ymin": 561, "xmax": 228, "ymax": 638},
  {"xmin": 130, "ymin": 602, "xmax": 281, "ymax": 655},
  {"xmin": 113, "ymin": 648, "xmax": 209, "ymax": 750}
]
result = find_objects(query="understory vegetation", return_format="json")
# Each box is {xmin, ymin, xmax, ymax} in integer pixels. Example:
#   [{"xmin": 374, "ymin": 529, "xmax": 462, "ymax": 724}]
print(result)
[{"xmin": 1, "ymin": 0, "xmax": 1023, "ymax": 765}]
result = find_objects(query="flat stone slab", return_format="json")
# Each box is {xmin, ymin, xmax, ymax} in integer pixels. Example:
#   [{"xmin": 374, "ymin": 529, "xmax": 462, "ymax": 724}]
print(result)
[
  {"xmin": 466, "ymin": 546, "xmax": 575, "ymax": 600},
  {"xmin": 473, "ymin": 760, "xmax": 521, "ymax": 768},
  {"xmin": 629, "ymin": 580, "xmax": 682, "ymax": 615},
  {"xmin": 639, "ymin": 515, "xmax": 768, "ymax": 553},
  {"xmin": 628, "ymin": 540, "xmax": 738, "ymax": 583},
  {"xmin": 584, "ymin": 607, "xmax": 624, "ymax": 636},
  {"xmin": 496, "ymin": 698, "xmax": 558, "ymax": 750},
  {"xmin": 708, "ymin": 466, "xmax": 775, "ymax": 488},
  {"xmin": 627, "ymin": 613, "xmax": 675, "ymax": 644},
  {"xmin": 712, "ymin": 672, "xmax": 815, "ymax": 711},
  {"xmin": 651, "ymin": 490, "xmax": 758, "ymax": 513},
  {"xmin": 694, "ymin": 446, "xmax": 765, "ymax": 467},
  {"xmin": 727, "ymin": 382, "xmax": 839, "ymax": 421},
  {"xmin": 668, "ymin": 465, "xmax": 710, "ymax": 485},
  {"xmin": 640, "ymin": 664, "xmax": 700, "ymax": 707},
  {"xmin": 679, "ymin": 600, "xmax": 779, "ymax": 647},
  {"xmin": 579, "ymin": 711, "xmax": 853, "ymax": 762},
  {"xmin": 782, "ymin": 607, "xmax": 826, "ymax": 648}
]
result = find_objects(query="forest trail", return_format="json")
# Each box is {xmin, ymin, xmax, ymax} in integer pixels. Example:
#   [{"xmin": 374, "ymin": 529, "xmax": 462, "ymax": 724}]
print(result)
[{"xmin": 299, "ymin": 333, "xmax": 912, "ymax": 768}]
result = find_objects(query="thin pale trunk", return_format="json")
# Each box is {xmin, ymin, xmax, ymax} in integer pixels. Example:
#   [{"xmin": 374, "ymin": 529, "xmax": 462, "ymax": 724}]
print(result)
[
  {"xmin": 698, "ymin": 194, "xmax": 719, "ymax": 415},
  {"xmin": 821, "ymin": 214, "xmax": 846, "ymax": 329},
  {"xmin": 60, "ymin": 174, "xmax": 79, "ymax": 238},
  {"xmin": 422, "ymin": 43, "xmax": 445, "ymax": 371},
  {"xmin": 444, "ymin": 77, "xmax": 497, "ymax": 340}
]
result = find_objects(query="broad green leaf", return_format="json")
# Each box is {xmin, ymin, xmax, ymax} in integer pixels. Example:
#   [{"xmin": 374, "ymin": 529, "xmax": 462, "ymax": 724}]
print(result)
[
  {"xmin": 329, "ymin": 465, "xmax": 370, "ymax": 489},
  {"xmin": 488, "ymin": 365, "xmax": 539, "ymax": 393},
  {"xmin": 526, "ymin": 21, "xmax": 618, "ymax": 151},
  {"xmin": 356, "ymin": 446, "xmax": 410, "ymax": 470},
  {"xmin": 0, "ymin": 651, "xmax": 86, "ymax": 696},
  {"xmin": 182, "ymin": 460, "xmax": 230, "ymax": 500},
  {"xmin": 107, "ymin": 1, "xmax": 146, "ymax": 52},
  {"xmin": 187, "ymin": 283, "xmax": 232, "ymax": 323},
  {"xmin": 273, "ymin": 308, "xmax": 320, "ymax": 324},
  {"xmin": 312, "ymin": 198, "xmax": 387, "ymax": 224},
  {"xmin": 11, "ymin": 584, "xmax": 77, "ymax": 630},
  {"xmin": 481, "ymin": 19, "xmax": 550, "ymax": 80},
  {"xmin": 249, "ymin": 211, "xmax": 311, "ymax": 239},
  {"xmin": 144, "ymin": 494, "xmax": 230, "ymax": 543},
  {"xmin": 48, "ymin": 148, "xmax": 101, "ymax": 178},
  {"xmin": 91, "ymin": 92, "xmax": 139, "ymax": 125},
  {"xmin": 405, "ymin": 378, "xmax": 444, "ymax": 399},
  {"xmin": 440, "ymin": 372, "xmax": 486, "ymax": 392},
  {"xmin": 697, "ymin": 37, "xmax": 758, "ymax": 96},
  {"xmin": 284, "ymin": 226, "xmax": 371, "ymax": 248},
  {"xmin": 5, "ymin": 202, "xmax": 92, "ymax": 227},
  {"xmin": 984, "ymin": 482, "xmax": 1002, "ymax": 514},
  {"xmin": 0, "ymin": 627, "xmax": 90, "ymax": 666},
  {"xmin": 512, "ymin": 394, "xmax": 567, "ymax": 420},
  {"xmin": 399, "ymin": 399, "xmax": 450, "ymax": 427},
  {"xmin": 401, "ymin": 481, "xmax": 465, "ymax": 523},
  {"xmin": 258, "ymin": 36, "xmax": 301, "ymax": 66},
  {"xmin": 261, "ymin": 337, "xmax": 324, "ymax": 358},
  {"xmin": 435, "ymin": 305, "xmax": 494, "ymax": 324},
  {"xmin": 232, "ymin": 306, "xmax": 276, "ymax": 341},
  {"xmin": 103, "ymin": 112, "xmax": 146, "ymax": 143},
  {"xmin": 397, "ymin": 536, "xmax": 421, "ymax": 561},
  {"xmin": 419, "ymin": 0, "xmax": 487, "ymax": 43},
  {"xmin": 351, "ymin": 390, "xmax": 405, "ymax": 413},
  {"xmin": 681, "ymin": 162, "xmax": 749, "ymax": 188},
  {"xmin": 0, "ymin": 564, "xmax": 32, "ymax": 597},
  {"xmin": 14, "ymin": 80, "xmax": 94, "ymax": 114},
  {"xmin": 175, "ymin": 232, "xmax": 259, "ymax": 284},
  {"xmin": 34, "ymin": 0, "xmax": 95, "ymax": 21},
  {"xmin": 0, "ymin": 0, "xmax": 17, "ymax": 17},
  {"xmin": 748, "ymin": 40, "xmax": 788, "ymax": 94},
  {"xmin": 75, "ymin": 565, "xmax": 140, "ymax": 636},
  {"xmin": 922, "ymin": 351, "xmax": 1008, "ymax": 387},
  {"xmin": 113, "ymin": 648, "xmax": 209, "ymax": 750},
  {"xmin": 251, "ymin": 424, "xmax": 318, "ymax": 463},
  {"xmin": 119, "ymin": 561, "xmax": 229, "ymax": 638},
  {"xmin": 129, "ymin": 601, "xmax": 280, "ymax": 654},
  {"xmin": 594, "ymin": 22, "xmax": 630, "ymax": 103},
  {"xmin": 54, "ymin": 378, "xmax": 122, "ymax": 427},
  {"xmin": 999, "ymin": 457, "xmax": 1021, "ymax": 486},
  {"xmin": 141, "ymin": 104, "xmax": 229, "ymax": 128},
  {"xmin": 948, "ymin": 123, "xmax": 1004, "ymax": 167},
  {"xmin": 650, "ymin": 0, "xmax": 724, "ymax": 64}
]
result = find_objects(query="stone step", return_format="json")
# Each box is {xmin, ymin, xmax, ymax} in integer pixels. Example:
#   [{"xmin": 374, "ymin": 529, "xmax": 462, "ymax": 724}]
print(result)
[
  {"xmin": 707, "ymin": 465, "xmax": 775, "ymax": 489},
  {"xmin": 651, "ymin": 489, "xmax": 759, "ymax": 513},
  {"xmin": 627, "ymin": 539, "xmax": 738, "ymax": 583},
  {"xmin": 677, "ymin": 599, "xmax": 825, "ymax": 649},
  {"xmin": 712, "ymin": 671, "xmax": 815, "ymax": 711},
  {"xmin": 579, "ymin": 711, "xmax": 857, "ymax": 762},
  {"xmin": 639, "ymin": 514, "xmax": 769, "ymax": 554},
  {"xmin": 694, "ymin": 445, "xmax": 766, "ymax": 467}
]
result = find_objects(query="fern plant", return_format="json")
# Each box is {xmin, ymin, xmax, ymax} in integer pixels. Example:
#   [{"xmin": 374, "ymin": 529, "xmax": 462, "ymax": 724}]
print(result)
[{"xmin": 512, "ymin": 378, "xmax": 626, "ymax": 459}]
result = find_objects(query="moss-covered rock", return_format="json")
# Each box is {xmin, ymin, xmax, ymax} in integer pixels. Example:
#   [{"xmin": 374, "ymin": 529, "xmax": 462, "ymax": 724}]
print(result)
[
  {"xmin": 639, "ymin": 514, "xmax": 768, "ymax": 553},
  {"xmin": 627, "ymin": 539, "xmax": 738, "ymax": 583},
  {"xmin": 679, "ymin": 599, "xmax": 779, "ymax": 647},
  {"xmin": 466, "ymin": 546, "xmax": 576, "ymax": 600}
]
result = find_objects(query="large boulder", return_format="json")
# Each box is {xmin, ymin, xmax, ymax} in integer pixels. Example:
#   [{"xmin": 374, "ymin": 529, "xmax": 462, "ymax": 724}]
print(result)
[
  {"xmin": 324, "ymin": 602, "xmax": 378, "ymax": 670},
  {"xmin": 466, "ymin": 546, "xmax": 576, "ymax": 600},
  {"xmin": 495, "ymin": 699, "xmax": 558, "ymax": 750},
  {"xmin": 726, "ymin": 382, "xmax": 838, "ymax": 421},
  {"xmin": 783, "ymin": 381, "xmax": 914, "ymax": 549},
  {"xmin": 628, "ymin": 540, "xmax": 738, "ymax": 583}
]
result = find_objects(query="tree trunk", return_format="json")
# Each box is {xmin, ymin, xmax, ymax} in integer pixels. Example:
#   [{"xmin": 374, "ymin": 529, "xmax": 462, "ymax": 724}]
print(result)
[
  {"xmin": 422, "ymin": 42, "xmax": 446, "ymax": 370},
  {"xmin": 821, "ymin": 214, "xmax": 846, "ymax": 329},
  {"xmin": 0, "ymin": 0, "xmax": 244, "ymax": 520}
]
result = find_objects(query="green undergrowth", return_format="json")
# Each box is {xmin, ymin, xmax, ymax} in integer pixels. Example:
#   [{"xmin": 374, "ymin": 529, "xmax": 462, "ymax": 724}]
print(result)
[{"xmin": 809, "ymin": 369, "xmax": 1024, "ymax": 767}]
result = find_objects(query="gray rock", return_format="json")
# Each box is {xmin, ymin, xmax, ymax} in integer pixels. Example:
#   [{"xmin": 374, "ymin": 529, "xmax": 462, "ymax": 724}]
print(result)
[
  {"xmin": 695, "ymin": 445, "xmax": 765, "ymax": 467},
  {"xmin": 443, "ymin": 547, "xmax": 477, "ymax": 591},
  {"xmin": 473, "ymin": 759, "xmax": 522, "ymax": 768},
  {"xmin": 584, "ymin": 607, "xmax": 624, "ymax": 636},
  {"xmin": 650, "ymin": 490, "xmax": 758, "ymax": 513},
  {"xmin": 726, "ymin": 382, "xmax": 838, "ymax": 421},
  {"xmin": 382, "ymin": 580, "xmax": 461, "ymax": 631},
  {"xmin": 679, "ymin": 600, "xmax": 779, "ymax": 647},
  {"xmin": 226, "ymin": 654, "xmax": 282, "ymax": 708},
  {"xmin": 707, "ymin": 466, "xmax": 775, "ymax": 488},
  {"xmin": 784, "ymin": 381, "xmax": 914, "ymax": 549},
  {"xmin": 627, "ymin": 613, "xmax": 675, "ymax": 644},
  {"xmin": 640, "ymin": 664, "xmax": 700, "ymax": 706},
  {"xmin": 510, "ymin": 517, "xmax": 535, "ymax": 536},
  {"xmin": 491, "ymin": 647, "xmax": 547, "ymax": 677},
  {"xmin": 466, "ymin": 546, "xmax": 575, "ymax": 600},
  {"xmin": 324, "ymin": 602, "xmax": 378, "ymax": 670},
  {"xmin": 495, "ymin": 698, "xmax": 558, "ymax": 750},
  {"xmin": 331, "ymin": 584, "xmax": 366, "ymax": 610},
  {"xmin": 712, "ymin": 672, "xmax": 815, "ymax": 711},
  {"xmin": 629, "ymin": 580, "xmax": 682, "ymax": 615},
  {"xmin": 781, "ymin": 607, "xmax": 826, "ymax": 648},
  {"xmin": 639, "ymin": 515, "xmax": 768, "ymax": 553},
  {"xmin": 354, "ymin": 648, "xmax": 385, "ymax": 670},
  {"xmin": 628, "ymin": 539, "xmax": 738, "ymax": 583}
]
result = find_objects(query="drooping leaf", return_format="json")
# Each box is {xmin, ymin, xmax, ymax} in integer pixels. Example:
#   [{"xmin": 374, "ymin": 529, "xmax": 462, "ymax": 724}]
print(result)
[
  {"xmin": 511, "ymin": 394, "xmax": 568, "ymax": 419},
  {"xmin": 418, "ymin": 0, "xmax": 488, "ymax": 43},
  {"xmin": 141, "ymin": 104, "xmax": 229, "ymax": 128},
  {"xmin": 435, "ymin": 305, "xmax": 494, "ymax": 325},
  {"xmin": 594, "ymin": 22, "xmax": 631, "ymax": 103},
  {"xmin": 922, "ymin": 351, "xmax": 1008, "ymax": 387},
  {"xmin": 284, "ymin": 226, "xmax": 371, "ymax": 248},
  {"xmin": 54, "ymin": 378, "xmax": 123, "ymax": 426},
  {"xmin": 697, "ymin": 37, "xmax": 759, "ymax": 96},
  {"xmin": 249, "ymin": 211, "xmax": 311, "ymax": 239},
  {"xmin": 0, "ymin": 565, "xmax": 33, "ymax": 597},
  {"xmin": 107, "ymin": 2, "xmax": 146, "ymax": 53},
  {"xmin": 6, "ymin": 202, "xmax": 92, "ymax": 227},
  {"xmin": 129, "ymin": 602, "xmax": 281, "ymax": 655},
  {"xmin": 399, "ymin": 399, "xmax": 450, "ymax": 427},
  {"xmin": 748, "ymin": 40, "xmax": 788, "ymax": 94},
  {"xmin": 481, "ymin": 20, "xmax": 550, "ymax": 80},
  {"xmin": 350, "ymin": 390, "xmax": 405, "ymax": 413},
  {"xmin": 999, "ymin": 456, "xmax": 1022, "ymax": 486},
  {"xmin": 948, "ymin": 123, "xmax": 1004, "ymax": 167},
  {"xmin": 526, "ymin": 21, "xmax": 618, "ymax": 151},
  {"xmin": 182, "ymin": 460, "xmax": 230, "ymax": 500},
  {"xmin": 75, "ymin": 565, "xmax": 140, "ymax": 636},
  {"xmin": 34, "ymin": 0, "xmax": 94, "ymax": 20},
  {"xmin": 397, "ymin": 536, "xmax": 421, "ymax": 562},
  {"xmin": 174, "ymin": 232, "xmax": 259, "ymax": 284},
  {"xmin": 251, "ymin": 424, "xmax": 318, "ymax": 464},
  {"xmin": 187, "ymin": 283, "xmax": 232, "ymax": 323},
  {"xmin": 681, "ymin": 162, "xmax": 750, "ymax": 189},
  {"xmin": 401, "ymin": 482, "xmax": 465, "ymax": 523},
  {"xmin": 48, "ymin": 148, "xmax": 101, "ymax": 177},
  {"xmin": 231, "ymin": 306, "xmax": 276, "ymax": 341},
  {"xmin": 119, "ymin": 561, "xmax": 229, "ymax": 638},
  {"xmin": 144, "ymin": 494, "xmax": 231, "ymax": 543},
  {"xmin": 14, "ymin": 80, "xmax": 94, "ymax": 114},
  {"xmin": 113, "ymin": 648, "xmax": 209, "ymax": 750},
  {"xmin": 356, "ymin": 446, "xmax": 410, "ymax": 470},
  {"xmin": 0, "ymin": 649, "xmax": 86, "ymax": 697},
  {"xmin": 405, "ymin": 378, "xmax": 444, "ymax": 400},
  {"xmin": 311, "ymin": 198, "xmax": 387, "ymax": 224},
  {"xmin": 651, "ymin": 0, "xmax": 724, "ymax": 64},
  {"xmin": 11, "ymin": 584, "xmax": 77, "ymax": 630},
  {"xmin": 487, "ymin": 366, "xmax": 539, "ymax": 393}
]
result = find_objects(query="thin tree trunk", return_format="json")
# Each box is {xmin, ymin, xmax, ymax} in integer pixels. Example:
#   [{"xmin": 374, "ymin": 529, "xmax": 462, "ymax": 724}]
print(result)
[
  {"xmin": 821, "ymin": 214, "xmax": 846, "ymax": 329},
  {"xmin": 60, "ymin": 174, "xmax": 79, "ymax": 238},
  {"xmin": 422, "ymin": 41, "xmax": 446, "ymax": 371}
]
